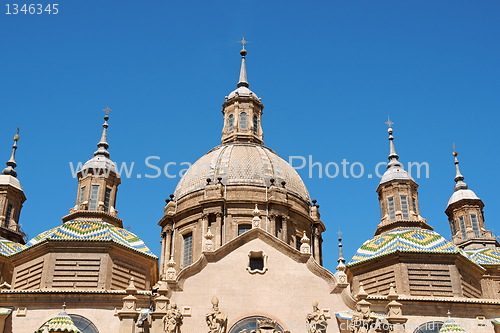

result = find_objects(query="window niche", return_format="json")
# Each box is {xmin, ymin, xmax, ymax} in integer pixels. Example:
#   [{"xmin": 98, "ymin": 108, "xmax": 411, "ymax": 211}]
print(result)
[{"xmin": 246, "ymin": 251, "xmax": 268, "ymax": 274}]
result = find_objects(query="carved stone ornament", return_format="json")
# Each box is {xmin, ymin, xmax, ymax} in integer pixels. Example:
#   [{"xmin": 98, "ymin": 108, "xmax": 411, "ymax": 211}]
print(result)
[
  {"xmin": 166, "ymin": 257, "xmax": 177, "ymax": 280},
  {"xmin": 300, "ymin": 232, "xmax": 311, "ymax": 254},
  {"xmin": 306, "ymin": 299, "xmax": 328, "ymax": 333},
  {"xmin": 252, "ymin": 204, "xmax": 261, "ymax": 229},
  {"xmin": 205, "ymin": 228, "xmax": 214, "ymax": 252},
  {"xmin": 206, "ymin": 296, "xmax": 227, "ymax": 333},
  {"xmin": 163, "ymin": 303, "xmax": 183, "ymax": 333},
  {"xmin": 256, "ymin": 318, "xmax": 279, "ymax": 333}
]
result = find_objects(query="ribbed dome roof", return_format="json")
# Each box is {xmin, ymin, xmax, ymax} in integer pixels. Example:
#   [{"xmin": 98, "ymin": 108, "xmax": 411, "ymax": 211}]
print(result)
[
  {"xmin": 81, "ymin": 155, "xmax": 119, "ymax": 175},
  {"xmin": 447, "ymin": 189, "xmax": 479, "ymax": 207},
  {"xmin": 379, "ymin": 166, "xmax": 414, "ymax": 184},
  {"xmin": 227, "ymin": 86, "xmax": 259, "ymax": 101},
  {"xmin": 26, "ymin": 220, "xmax": 156, "ymax": 258},
  {"xmin": 348, "ymin": 228, "xmax": 470, "ymax": 266},
  {"xmin": 174, "ymin": 142, "xmax": 310, "ymax": 202}
]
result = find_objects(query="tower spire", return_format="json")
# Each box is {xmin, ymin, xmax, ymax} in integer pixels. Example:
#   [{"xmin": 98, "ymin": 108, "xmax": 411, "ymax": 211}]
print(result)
[
  {"xmin": 385, "ymin": 116, "xmax": 401, "ymax": 169},
  {"xmin": 237, "ymin": 36, "xmax": 249, "ymax": 88},
  {"xmin": 336, "ymin": 230, "xmax": 346, "ymax": 271},
  {"xmin": 452, "ymin": 144, "xmax": 468, "ymax": 191},
  {"xmin": 2, "ymin": 127, "xmax": 20, "ymax": 178},
  {"xmin": 94, "ymin": 106, "xmax": 111, "ymax": 158}
]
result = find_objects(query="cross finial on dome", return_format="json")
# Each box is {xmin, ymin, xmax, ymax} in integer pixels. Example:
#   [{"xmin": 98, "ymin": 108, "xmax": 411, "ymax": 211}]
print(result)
[
  {"xmin": 386, "ymin": 116, "xmax": 401, "ymax": 168},
  {"xmin": 103, "ymin": 105, "xmax": 112, "ymax": 117},
  {"xmin": 237, "ymin": 36, "xmax": 249, "ymax": 88},
  {"xmin": 94, "ymin": 106, "xmax": 111, "ymax": 158},
  {"xmin": 452, "ymin": 144, "xmax": 468, "ymax": 191},
  {"xmin": 385, "ymin": 116, "xmax": 394, "ymax": 128},
  {"xmin": 237, "ymin": 36, "xmax": 250, "ymax": 50},
  {"xmin": 2, "ymin": 127, "xmax": 21, "ymax": 177}
]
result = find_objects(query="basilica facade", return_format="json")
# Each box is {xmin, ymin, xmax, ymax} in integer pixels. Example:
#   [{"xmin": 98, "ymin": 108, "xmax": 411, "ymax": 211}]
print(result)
[{"xmin": 0, "ymin": 46, "xmax": 498, "ymax": 333}]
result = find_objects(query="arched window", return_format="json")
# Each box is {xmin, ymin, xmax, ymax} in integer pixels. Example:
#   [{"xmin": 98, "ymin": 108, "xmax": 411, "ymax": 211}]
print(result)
[
  {"xmin": 240, "ymin": 112, "xmax": 247, "ymax": 129},
  {"xmin": 228, "ymin": 114, "xmax": 234, "ymax": 132},
  {"xmin": 70, "ymin": 315, "xmax": 99, "ymax": 333},
  {"xmin": 253, "ymin": 115, "xmax": 258, "ymax": 134},
  {"xmin": 238, "ymin": 224, "xmax": 252, "ymax": 236},
  {"xmin": 182, "ymin": 232, "xmax": 193, "ymax": 268},
  {"xmin": 228, "ymin": 316, "xmax": 284, "ymax": 333}
]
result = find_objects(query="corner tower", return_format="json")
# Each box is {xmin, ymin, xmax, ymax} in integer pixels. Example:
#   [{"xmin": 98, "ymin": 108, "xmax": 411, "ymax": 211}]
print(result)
[
  {"xmin": 0, "ymin": 128, "xmax": 26, "ymax": 244},
  {"xmin": 445, "ymin": 148, "xmax": 498, "ymax": 250},
  {"xmin": 62, "ymin": 107, "xmax": 122, "ymax": 227},
  {"xmin": 375, "ymin": 119, "xmax": 430, "ymax": 236}
]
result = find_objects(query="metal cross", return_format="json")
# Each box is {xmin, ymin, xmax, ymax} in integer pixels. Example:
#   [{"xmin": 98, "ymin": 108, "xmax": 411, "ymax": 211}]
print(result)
[
  {"xmin": 453, "ymin": 143, "xmax": 456, "ymax": 151},
  {"xmin": 385, "ymin": 116, "xmax": 393, "ymax": 128},
  {"xmin": 337, "ymin": 229, "xmax": 343, "ymax": 238},
  {"xmin": 238, "ymin": 36, "xmax": 250, "ymax": 49},
  {"xmin": 16, "ymin": 126, "xmax": 19, "ymax": 135},
  {"xmin": 103, "ymin": 106, "xmax": 112, "ymax": 116}
]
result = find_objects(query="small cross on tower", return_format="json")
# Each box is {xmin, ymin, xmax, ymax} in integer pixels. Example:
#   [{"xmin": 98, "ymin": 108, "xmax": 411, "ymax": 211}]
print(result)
[
  {"xmin": 103, "ymin": 106, "xmax": 112, "ymax": 116},
  {"xmin": 385, "ymin": 116, "xmax": 394, "ymax": 128},
  {"xmin": 237, "ymin": 36, "xmax": 250, "ymax": 49}
]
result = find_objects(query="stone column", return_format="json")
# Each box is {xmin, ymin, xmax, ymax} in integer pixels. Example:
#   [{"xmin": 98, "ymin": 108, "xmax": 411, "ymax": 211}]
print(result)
[
  {"xmin": 163, "ymin": 227, "xmax": 173, "ymax": 277},
  {"xmin": 216, "ymin": 212, "xmax": 223, "ymax": 248},
  {"xmin": 160, "ymin": 232, "xmax": 166, "ymax": 277},
  {"xmin": 282, "ymin": 215, "xmax": 289, "ymax": 244},
  {"xmin": 314, "ymin": 228, "xmax": 321, "ymax": 262},
  {"xmin": 268, "ymin": 214, "xmax": 276, "ymax": 237}
]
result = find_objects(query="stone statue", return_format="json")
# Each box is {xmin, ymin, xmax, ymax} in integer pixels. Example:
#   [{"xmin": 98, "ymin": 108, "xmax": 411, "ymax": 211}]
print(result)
[
  {"xmin": 163, "ymin": 303, "xmax": 183, "ymax": 333},
  {"xmin": 206, "ymin": 296, "xmax": 227, "ymax": 333},
  {"xmin": 306, "ymin": 300, "xmax": 327, "ymax": 333}
]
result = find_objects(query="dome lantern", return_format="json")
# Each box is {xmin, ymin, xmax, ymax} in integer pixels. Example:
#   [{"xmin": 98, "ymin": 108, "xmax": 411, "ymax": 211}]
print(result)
[
  {"xmin": 62, "ymin": 107, "xmax": 122, "ymax": 227},
  {"xmin": 375, "ymin": 118, "xmax": 430, "ymax": 236},
  {"xmin": 221, "ymin": 38, "xmax": 264, "ymax": 145}
]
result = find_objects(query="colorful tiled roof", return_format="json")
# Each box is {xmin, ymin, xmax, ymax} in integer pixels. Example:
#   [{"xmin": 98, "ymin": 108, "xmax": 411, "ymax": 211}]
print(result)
[
  {"xmin": 26, "ymin": 220, "xmax": 156, "ymax": 258},
  {"xmin": 37, "ymin": 307, "xmax": 81, "ymax": 333},
  {"xmin": 348, "ymin": 229, "xmax": 469, "ymax": 266},
  {"xmin": 466, "ymin": 248, "xmax": 500, "ymax": 266},
  {"xmin": 0, "ymin": 237, "xmax": 27, "ymax": 256},
  {"xmin": 439, "ymin": 318, "xmax": 467, "ymax": 333}
]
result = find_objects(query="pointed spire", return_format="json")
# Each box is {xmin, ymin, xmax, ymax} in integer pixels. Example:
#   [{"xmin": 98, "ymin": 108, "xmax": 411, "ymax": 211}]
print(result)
[
  {"xmin": 2, "ymin": 127, "xmax": 20, "ymax": 177},
  {"xmin": 94, "ymin": 106, "xmax": 111, "ymax": 158},
  {"xmin": 452, "ymin": 145, "xmax": 468, "ymax": 192},
  {"xmin": 385, "ymin": 116, "xmax": 402, "ymax": 169},
  {"xmin": 336, "ymin": 230, "xmax": 346, "ymax": 271},
  {"xmin": 237, "ymin": 37, "xmax": 249, "ymax": 88}
]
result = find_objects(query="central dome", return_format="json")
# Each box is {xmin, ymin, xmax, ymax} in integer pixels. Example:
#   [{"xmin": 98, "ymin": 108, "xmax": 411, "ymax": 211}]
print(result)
[{"xmin": 174, "ymin": 142, "xmax": 310, "ymax": 202}]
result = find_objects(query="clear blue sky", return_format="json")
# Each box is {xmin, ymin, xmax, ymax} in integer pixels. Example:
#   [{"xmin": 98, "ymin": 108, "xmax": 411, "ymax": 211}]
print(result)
[{"xmin": 1, "ymin": 0, "xmax": 499, "ymax": 271}]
